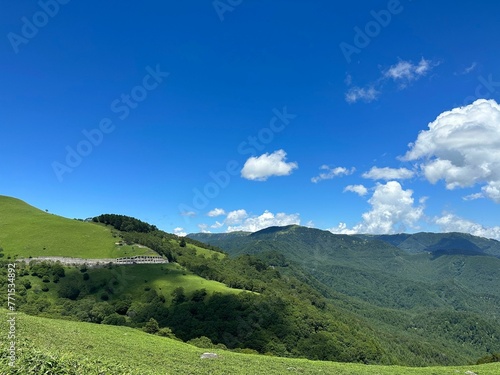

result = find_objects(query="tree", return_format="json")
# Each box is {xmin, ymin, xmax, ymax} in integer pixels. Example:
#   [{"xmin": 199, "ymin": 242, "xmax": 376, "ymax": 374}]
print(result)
[
  {"xmin": 102, "ymin": 313, "xmax": 126, "ymax": 326},
  {"xmin": 157, "ymin": 327, "xmax": 177, "ymax": 339},
  {"xmin": 171, "ymin": 287, "xmax": 186, "ymax": 304},
  {"xmin": 58, "ymin": 283, "xmax": 81, "ymax": 300},
  {"xmin": 143, "ymin": 318, "xmax": 160, "ymax": 334},
  {"xmin": 179, "ymin": 238, "xmax": 186, "ymax": 247},
  {"xmin": 191, "ymin": 289, "xmax": 207, "ymax": 302}
]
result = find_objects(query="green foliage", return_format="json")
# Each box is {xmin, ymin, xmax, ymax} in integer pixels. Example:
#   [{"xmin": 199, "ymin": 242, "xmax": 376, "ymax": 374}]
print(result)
[
  {"xmin": 102, "ymin": 313, "xmax": 126, "ymax": 326},
  {"xmin": 143, "ymin": 318, "xmax": 160, "ymax": 334},
  {"xmin": 57, "ymin": 282, "xmax": 81, "ymax": 300},
  {"xmin": 187, "ymin": 336, "xmax": 227, "ymax": 350},
  {"xmin": 477, "ymin": 353, "xmax": 500, "ymax": 364},
  {"xmin": 92, "ymin": 213, "xmax": 158, "ymax": 233},
  {"xmin": 171, "ymin": 287, "xmax": 186, "ymax": 304},
  {"xmin": 156, "ymin": 327, "xmax": 177, "ymax": 339}
]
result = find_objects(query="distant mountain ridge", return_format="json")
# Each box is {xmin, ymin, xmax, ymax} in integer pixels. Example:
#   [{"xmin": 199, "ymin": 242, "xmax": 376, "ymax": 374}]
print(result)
[
  {"xmin": 354, "ymin": 232, "xmax": 500, "ymax": 257},
  {"xmin": 188, "ymin": 225, "xmax": 500, "ymax": 305}
]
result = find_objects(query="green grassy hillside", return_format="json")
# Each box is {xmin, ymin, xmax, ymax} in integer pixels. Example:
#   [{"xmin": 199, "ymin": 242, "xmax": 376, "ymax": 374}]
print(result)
[
  {"xmin": 18, "ymin": 262, "xmax": 243, "ymax": 308},
  {"xmin": 0, "ymin": 195, "xmax": 155, "ymax": 259},
  {"xmin": 1, "ymin": 310, "xmax": 498, "ymax": 375}
]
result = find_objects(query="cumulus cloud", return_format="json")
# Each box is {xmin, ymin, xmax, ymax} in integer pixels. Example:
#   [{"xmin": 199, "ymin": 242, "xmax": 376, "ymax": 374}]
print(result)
[
  {"xmin": 197, "ymin": 224, "xmax": 211, "ymax": 234},
  {"xmin": 207, "ymin": 208, "xmax": 226, "ymax": 217},
  {"xmin": 434, "ymin": 213, "xmax": 500, "ymax": 240},
  {"xmin": 362, "ymin": 166, "xmax": 415, "ymax": 180},
  {"xmin": 345, "ymin": 86, "xmax": 379, "ymax": 104},
  {"xmin": 344, "ymin": 184, "xmax": 368, "ymax": 196},
  {"xmin": 345, "ymin": 57, "xmax": 438, "ymax": 103},
  {"xmin": 225, "ymin": 209, "xmax": 249, "ymax": 225},
  {"xmin": 241, "ymin": 149, "xmax": 298, "ymax": 181},
  {"xmin": 403, "ymin": 99, "xmax": 500, "ymax": 203},
  {"xmin": 226, "ymin": 210, "xmax": 300, "ymax": 233},
  {"xmin": 328, "ymin": 222, "xmax": 358, "ymax": 235},
  {"xmin": 462, "ymin": 193, "xmax": 484, "ymax": 201},
  {"xmin": 173, "ymin": 227, "xmax": 187, "ymax": 237},
  {"xmin": 330, "ymin": 181, "xmax": 424, "ymax": 234},
  {"xmin": 180, "ymin": 210, "xmax": 196, "ymax": 217},
  {"xmin": 210, "ymin": 221, "xmax": 224, "ymax": 229},
  {"xmin": 311, "ymin": 165, "xmax": 355, "ymax": 183}
]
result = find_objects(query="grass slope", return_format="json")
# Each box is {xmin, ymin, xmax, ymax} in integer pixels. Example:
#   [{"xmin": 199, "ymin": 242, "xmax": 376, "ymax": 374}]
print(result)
[
  {"xmin": 1, "ymin": 310, "xmax": 498, "ymax": 375},
  {"xmin": 17, "ymin": 263, "xmax": 245, "ymax": 312},
  {"xmin": 0, "ymin": 195, "xmax": 155, "ymax": 259},
  {"xmin": 73, "ymin": 263, "xmax": 241, "ymax": 300}
]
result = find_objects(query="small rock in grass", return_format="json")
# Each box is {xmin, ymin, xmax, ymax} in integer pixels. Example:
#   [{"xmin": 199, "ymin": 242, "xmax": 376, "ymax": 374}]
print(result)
[
  {"xmin": 465, "ymin": 371, "xmax": 477, "ymax": 375},
  {"xmin": 200, "ymin": 352, "xmax": 218, "ymax": 359}
]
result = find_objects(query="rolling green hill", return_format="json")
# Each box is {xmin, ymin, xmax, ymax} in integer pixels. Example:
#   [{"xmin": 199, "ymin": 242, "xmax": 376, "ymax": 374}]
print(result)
[
  {"xmin": 0, "ymin": 195, "xmax": 155, "ymax": 259},
  {"xmin": 1, "ymin": 310, "xmax": 498, "ymax": 375}
]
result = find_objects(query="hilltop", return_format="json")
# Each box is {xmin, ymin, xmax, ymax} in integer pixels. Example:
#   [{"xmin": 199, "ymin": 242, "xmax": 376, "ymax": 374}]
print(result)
[{"xmin": 0, "ymin": 195, "xmax": 156, "ymax": 259}]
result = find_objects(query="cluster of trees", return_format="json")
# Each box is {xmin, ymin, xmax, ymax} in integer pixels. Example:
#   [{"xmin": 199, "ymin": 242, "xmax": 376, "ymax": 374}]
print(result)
[
  {"xmin": 477, "ymin": 352, "xmax": 500, "ymax": 364},
  {"xmin": 92, "ymin": 214, "xmax": 158, "ymax": 233}
]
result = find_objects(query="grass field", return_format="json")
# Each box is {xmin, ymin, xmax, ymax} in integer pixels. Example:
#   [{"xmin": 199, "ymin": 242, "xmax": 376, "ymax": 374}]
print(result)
[
  {"xmin": 0, "ymin": 196, "xmax": 155, "ymax": 259},
  {"xmin": 82, "ymin": 263, "xmax": 242, "ymax": 300},
  {"xmin": 182, "ymin": 241, "xmax": 226, "ymax": 259},
  {"xmin": 0, "ymin": 310, "xmax": 498, "ymax": 375},
  {"xmin": 13, "ymin": 262, "xmax": 244, "ymax": 310}
]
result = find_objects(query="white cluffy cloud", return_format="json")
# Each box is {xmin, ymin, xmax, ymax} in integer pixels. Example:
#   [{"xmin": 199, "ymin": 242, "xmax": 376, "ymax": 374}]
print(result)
[
  {"xmin": 330, "ymin": 181, "xmax": 424, "ymax": 234},
  {"xmin": 345, "ymin": 86, "xmax": 379, "ymax": 104},
  {"xmin": 362, "ymin": 166, "xmax": 415, "ymax": 180},
  {"xmin": 435, "ymin": 213, "xmax": 500, "ymax": 240},
  {"xmin": 241, "ymin": 149, "xmax": 298, "ymax": 181},
  {"xmin": 346, "ymin": 57, "xmax": 438, "ymax": 103},
  {"xmin": 403, "ymin": 99, "xmax": 500, "ymax": 203},
  {"xmin": 207, "ymin": 208, "xmax": 226, "ymax": 217},
  {"xmin": 343, "ymin": 184, "xmax": 368, "ymax": 196},
  {"xmin": 311, "ymin": 165, "xmax": 355, "ymax": 183},
  {"xmin": 384, "ymin": 58, "xmax": 434, "ymax": 83},
  {"xmin": 226, "ymin": 210, "xmax": 300, "ymax": 232},
  {"xmin": 225, "ymin": 209, "xmax": 249, "ymax": 225},
  {"xmin": 173, "ymin": 227, "xmax": 187, "ymax": 237}
]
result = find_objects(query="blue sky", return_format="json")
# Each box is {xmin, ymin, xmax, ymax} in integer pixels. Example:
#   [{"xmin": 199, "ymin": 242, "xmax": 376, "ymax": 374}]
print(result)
[{"xmin": 2, "ymin": 0, "xmax": 500, "ymax": 238}]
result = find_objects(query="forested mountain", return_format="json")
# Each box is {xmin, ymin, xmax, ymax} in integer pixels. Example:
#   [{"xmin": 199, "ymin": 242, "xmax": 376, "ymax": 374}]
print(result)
[
  {"xmin": 189, "ymin": 225, "xmax": 500, "ymax": 364},
  {"xmin": 354, "ymin": 232, "xmax": 500, "ymax": 257}
]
